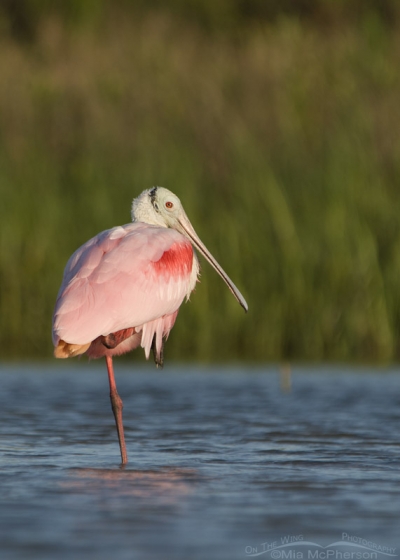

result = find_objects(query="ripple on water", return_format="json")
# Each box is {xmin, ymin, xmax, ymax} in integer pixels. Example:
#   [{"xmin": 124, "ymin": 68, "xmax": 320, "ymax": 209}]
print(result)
[{"xmin": 0, "ymin": 365, "xmax": 399, "ymax": 560}]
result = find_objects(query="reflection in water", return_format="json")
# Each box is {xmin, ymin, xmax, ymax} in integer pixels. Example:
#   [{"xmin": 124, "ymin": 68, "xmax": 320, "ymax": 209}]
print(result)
[
  {"xmin": 279, "ymin": 363, "xmax": 292, "ymax": 393},
  {"xmin": 0, "ymin": 365, "xmax": 399, "ymax": 560},
  {"xmin": 64, "ymin": 467, "xmax": 198, "ymax": 501}
]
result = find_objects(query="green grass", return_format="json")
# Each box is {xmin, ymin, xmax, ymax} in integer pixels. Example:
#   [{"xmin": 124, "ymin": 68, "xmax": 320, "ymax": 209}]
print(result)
[{"xmin": 1, "ymin": 11, "xmax": 400, "ymax": 362}]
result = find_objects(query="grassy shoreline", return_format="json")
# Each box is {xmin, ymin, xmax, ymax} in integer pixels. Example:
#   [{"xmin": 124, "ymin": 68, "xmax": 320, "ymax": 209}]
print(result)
[{"xmin": 1, "ymin": 12, "xmax": 400, "ymax": 362}]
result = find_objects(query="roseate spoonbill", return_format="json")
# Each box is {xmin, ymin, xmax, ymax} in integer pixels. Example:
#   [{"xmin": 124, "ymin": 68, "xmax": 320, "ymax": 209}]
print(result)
[{"xmin": 52, "ymin": 187, "xmax": 247, "ymax": 464}]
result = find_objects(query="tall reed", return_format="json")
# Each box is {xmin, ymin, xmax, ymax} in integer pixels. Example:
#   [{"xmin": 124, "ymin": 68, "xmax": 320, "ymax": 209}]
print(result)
[{"xmin": 1, "ymin": 12, "xmax": 400, "ymax": 362}]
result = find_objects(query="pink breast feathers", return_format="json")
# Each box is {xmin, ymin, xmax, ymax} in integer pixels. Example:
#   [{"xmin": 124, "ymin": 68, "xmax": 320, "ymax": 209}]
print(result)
[{"xmin": 152, "ymin": 240, "xmax": 193, "ymax": 278}]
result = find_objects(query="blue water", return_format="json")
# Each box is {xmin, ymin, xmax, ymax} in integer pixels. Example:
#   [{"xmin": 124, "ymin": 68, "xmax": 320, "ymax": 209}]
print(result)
[{"xmin": 0, "ymin": 364, "xmax": 399, "ymax": 559}]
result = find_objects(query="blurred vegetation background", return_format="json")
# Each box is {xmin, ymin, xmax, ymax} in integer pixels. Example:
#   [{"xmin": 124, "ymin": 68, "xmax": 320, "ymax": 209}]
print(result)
[{"xmin": 1, "ymin": 0, "xmax": 400, "ymax": 363}]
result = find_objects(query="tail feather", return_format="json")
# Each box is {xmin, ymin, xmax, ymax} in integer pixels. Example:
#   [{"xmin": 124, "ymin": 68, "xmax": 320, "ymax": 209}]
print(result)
[{"xmin": 54, "ymin": 340, "xmax": 90, "ymax": 359}]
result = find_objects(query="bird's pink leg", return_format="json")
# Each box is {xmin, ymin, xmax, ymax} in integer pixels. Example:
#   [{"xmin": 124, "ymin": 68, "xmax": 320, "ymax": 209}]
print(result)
[{"xmin": 105, "ymin": 356, "xmax": 128, "ymax": 465}]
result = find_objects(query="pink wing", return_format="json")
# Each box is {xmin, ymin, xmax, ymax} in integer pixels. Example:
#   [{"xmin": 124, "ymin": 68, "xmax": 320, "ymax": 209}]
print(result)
[{"xmin": 52, "ymin": 223, "xmax": 197, "ymax": 353}]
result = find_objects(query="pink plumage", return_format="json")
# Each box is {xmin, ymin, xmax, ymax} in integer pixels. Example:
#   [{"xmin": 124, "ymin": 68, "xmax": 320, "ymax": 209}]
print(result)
[
  {"xmin": 53, "ymin": 222, "xmax": 197, "ymax": 363},
  {"xmin": 52, "ymin": 187, "xmax": 247, "ymax": 464}
]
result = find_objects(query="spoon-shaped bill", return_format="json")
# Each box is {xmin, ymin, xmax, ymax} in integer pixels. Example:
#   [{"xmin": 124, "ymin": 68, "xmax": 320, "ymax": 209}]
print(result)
[{"xmin": 176, "ymin": 214, "xmax": 248, "ymax": 312}]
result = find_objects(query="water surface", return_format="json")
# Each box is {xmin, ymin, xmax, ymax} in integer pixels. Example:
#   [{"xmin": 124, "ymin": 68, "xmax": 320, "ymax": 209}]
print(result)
[{"xmin": 0, "ymin": 364, "xmax": 399, "ymax": 559}]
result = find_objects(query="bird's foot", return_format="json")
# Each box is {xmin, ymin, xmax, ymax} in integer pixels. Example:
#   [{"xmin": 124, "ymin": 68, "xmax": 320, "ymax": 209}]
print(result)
[{"xmin": 102, "ymin": 328, "xmax": 136, "ymax": 349}]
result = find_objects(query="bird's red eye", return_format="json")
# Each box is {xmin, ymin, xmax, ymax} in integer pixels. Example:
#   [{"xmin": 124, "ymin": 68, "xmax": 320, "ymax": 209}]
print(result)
[{"xmin": 165, "ymin": 201, "xmax": 173, "ymax": 209}]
